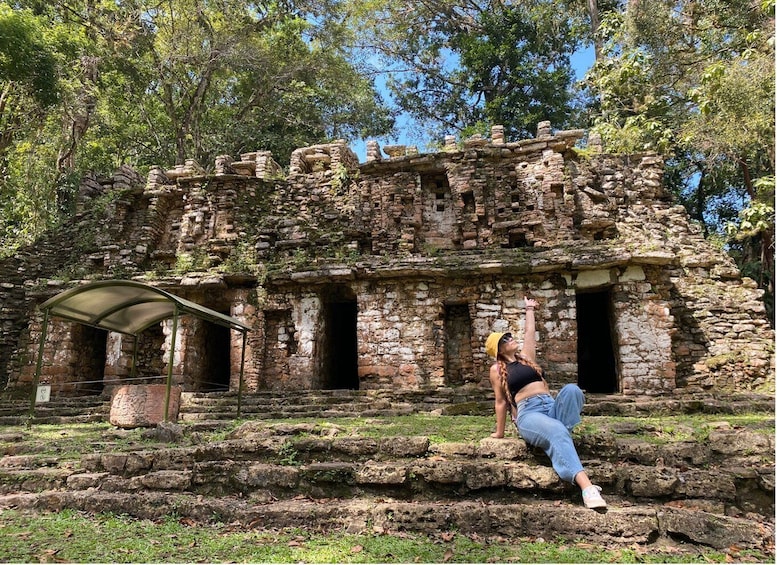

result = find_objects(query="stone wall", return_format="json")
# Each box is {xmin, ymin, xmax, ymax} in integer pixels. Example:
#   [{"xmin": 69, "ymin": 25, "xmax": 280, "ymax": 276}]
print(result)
[{"xmin": 1, "ymin": 123, "xmax": 773, "ymax": 398}]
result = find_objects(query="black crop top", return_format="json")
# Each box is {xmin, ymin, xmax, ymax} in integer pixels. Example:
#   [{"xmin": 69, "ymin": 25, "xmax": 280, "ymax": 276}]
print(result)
[{"xmin": 506, "ymin": 360, "xmax": 543, "ymax": 399}]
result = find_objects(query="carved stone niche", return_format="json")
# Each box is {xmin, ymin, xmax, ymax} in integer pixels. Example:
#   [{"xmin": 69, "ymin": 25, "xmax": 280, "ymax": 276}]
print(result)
[{"xmin": 109, "ymin": 384, "xmax": 181, "ymax": 428}]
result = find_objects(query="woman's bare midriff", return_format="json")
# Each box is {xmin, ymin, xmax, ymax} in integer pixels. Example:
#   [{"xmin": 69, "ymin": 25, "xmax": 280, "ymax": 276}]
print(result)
[{"xmin": 513, "ymin": 380, "xmax": 550, "ymax": 404}]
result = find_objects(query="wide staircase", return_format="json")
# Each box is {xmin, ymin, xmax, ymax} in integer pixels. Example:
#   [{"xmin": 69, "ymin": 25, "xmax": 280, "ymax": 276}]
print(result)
[{"xmin": 0, "ymin": 388, "xmax": 774, "ymax": 556}]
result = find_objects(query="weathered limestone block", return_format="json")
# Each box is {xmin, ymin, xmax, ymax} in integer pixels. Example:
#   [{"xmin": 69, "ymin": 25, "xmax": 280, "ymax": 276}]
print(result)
[
  {"xmin": 382, "ymin": 145, "xmax": 406, "ymax": 158},
  {"xmin": 366, "ymin": 140, "xmax": 383, "ymax": 162},
  {"xmin": 491, "ymin": 125, "xmax": 505, "ymax": 145},
  {"xmin": 191, "ymin": 461, "xmax": 240, "ymax": 491},
  {"xmin": 674, "ymin": 469, "xmax": 737, "ymax": 500},
  {"xmin": 140, "ymin": 469, "xmax": 192, "ymax": 490},
  {"xmin": 477, "ymin": 437, "xmax": 528, "ymax": 459},
  {"xmin": 536, "ymin": 120, "xmax": 552, "ymax": 138},
  {"xmin": 234, "ymin": 463, "xmax": 299, "ymax": 488},
  {"xmin": 708, "ymin": 429, "xmax": 773, "ymax": 455},
  {"xmin": 125, "ymin": 451, "xmax": 154, "ymax": 474},
  {"xmin": 627, "ymin": 466, "xmax": 681, "ymax": 496},
  {"xmin": 378, "ymin": 436, "xmax": 429, "ymax": 457},
  {"xmin": 505, "ymin": 462, "xmax": 561, "ymax": 490},
  {"xmin": 428, "ymin": 442, "xmax": 477, "ymax": 458},
  {"xmin": 215, "ymin": 154, "xmax": 236, "ymax": 175},
  {"xmin": 289, "ymin": 141, "xmax": 359, "ymax": 174},
  {"xmin": 99, "ymin": 453, "xmax": 128, "ymax": 474},
  {"xmin": 519, "ymin": 506, "xmax": 657, "ymax": 543},
  {"xmin": 355, "ymin": 462, "xmax": 409, "ymax": 485},
  {"xmin": 66, "ymin": 472, "xmax": 109, "ymax": 490},
  {"xmin": 112, "ymin": 164, "xmax": 143, "ymax": 190},
  {"xmin": 331, "ymin": 437, "xmax": 380, "ymax": 457},
  {"xmin": 658, "ymin": 507, "xmax": 767, "ymax": 549},
  {"xmin": 150, "ymin": 447, "xmax": 196, "ymax": 470},
  {"xmin": 109, "ymin": 384, "xmax": 181, "ymax": 428},
  {"xmin": 464, "ymin": 461, "xmax": 507, "ymax": 489},
  {"xmin": 410, "ymin": 460, "xmax": 465, "ymax": 485}
]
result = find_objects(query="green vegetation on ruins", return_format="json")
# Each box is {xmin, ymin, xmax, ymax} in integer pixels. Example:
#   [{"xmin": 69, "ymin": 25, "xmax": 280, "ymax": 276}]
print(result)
[
  {"xmin": 0, "ymin": 0, "xmax": 772, "ymax": 317},
  {"xmin": 2, "ymin": 413, "xmax": 773, "ymax": 462},
  {"xmin": 0, "ymin": 508, "xmax": 770, "ymax": 563}
]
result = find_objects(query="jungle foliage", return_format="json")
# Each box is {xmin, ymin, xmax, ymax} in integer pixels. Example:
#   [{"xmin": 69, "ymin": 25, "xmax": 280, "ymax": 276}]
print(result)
[{"xmin": 0, "ymin": 0, "xmax": 773, "ymax": 317}]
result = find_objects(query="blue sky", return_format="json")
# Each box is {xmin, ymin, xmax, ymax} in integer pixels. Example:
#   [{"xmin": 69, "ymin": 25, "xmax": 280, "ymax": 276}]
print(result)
[{"xmin": 351, "ymin": 45, "xmax": 597, "ymax": 162}]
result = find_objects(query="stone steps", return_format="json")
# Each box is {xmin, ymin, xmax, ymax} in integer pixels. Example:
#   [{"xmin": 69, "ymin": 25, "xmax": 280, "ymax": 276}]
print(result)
[
  {"xmin": 177, "ymin": 389, "xmax": 776, "ymax": 417},
  {"xmin": 3, "ymin": 389, "xmax": 773, "ymax": 426},
  {"xmin": 0, "ymin": 419, "xmax": 772, "ymax": 514},
  {"xmin": 0, "ymin": 390, "xmax": 773, "ymax": 552},
  {"xmin": 0, "ymin": 490, "xmax": 769, "ymax": 551},
  {"xmin": 0, "ymin": 396, "xmax": 111, "ymax": 425}
]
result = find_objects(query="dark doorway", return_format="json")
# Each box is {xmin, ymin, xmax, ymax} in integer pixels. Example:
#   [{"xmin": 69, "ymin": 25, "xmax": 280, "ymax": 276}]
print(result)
[
  {"xmin": 200, "ymin": 319, "xmax": 231, "ymax": 391},
  {"xmin": 321, "ymin": 288, "xmax": 359, "ymax": 390},
  {"xmin": 444, "ymin": 304, "xmax": 473, "ymax": 384},
  {"xmin": 576, "ymin": 290, "xmax": 618, "ymax": 393},
  {"xmin": 72, "ymin": 324, "xmax": 108, "ymax": 394}
]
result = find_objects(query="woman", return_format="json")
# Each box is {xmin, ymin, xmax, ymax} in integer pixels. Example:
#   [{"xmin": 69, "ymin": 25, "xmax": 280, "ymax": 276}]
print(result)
[{"xmin": 485, "ymin": 297, "xmax": 607, "ymax": 512}]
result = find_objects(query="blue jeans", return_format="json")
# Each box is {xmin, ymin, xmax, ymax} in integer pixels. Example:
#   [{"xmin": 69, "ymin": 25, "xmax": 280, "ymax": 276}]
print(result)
[{"xmin": 514, "ymin": 384, "xmax": 585, "ymax": 484}]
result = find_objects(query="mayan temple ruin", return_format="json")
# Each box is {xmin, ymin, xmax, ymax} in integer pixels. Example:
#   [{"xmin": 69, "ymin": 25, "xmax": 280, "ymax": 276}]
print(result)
[{"xmin": 0, "ymin": 122, "xmax": 773, "ymax": 401}]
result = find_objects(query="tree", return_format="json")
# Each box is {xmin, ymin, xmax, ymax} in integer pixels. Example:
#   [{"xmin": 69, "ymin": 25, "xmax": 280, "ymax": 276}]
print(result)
[
  {"xmin": 585, "ymin": 0, "xmax": 775, "ymax": 319},
  {"xmin": 0, "ymin": 4, "xmax": 60, "ymax": 155},
  {"xmin": 63, "ymin": 0, "xmax": 393, "ymax": 167},
  {"xmin": 354, "ymin": 0, "xmax": 591, "ymax": 141},
  {"xmin": 0, "ymin": 0, "xmax": 393, "ymax": 256}
]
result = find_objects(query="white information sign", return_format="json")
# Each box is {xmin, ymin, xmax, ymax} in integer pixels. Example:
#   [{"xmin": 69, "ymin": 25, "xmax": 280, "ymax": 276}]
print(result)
[{"xmin": 35, "ymin": 385, "xmax": 51, "ymax": 403}]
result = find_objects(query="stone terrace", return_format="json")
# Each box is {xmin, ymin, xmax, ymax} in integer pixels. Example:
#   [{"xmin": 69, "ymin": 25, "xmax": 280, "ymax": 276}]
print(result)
[{"xmin": 0, "ymin": 390, "xmax": 773, "ymax": 557}]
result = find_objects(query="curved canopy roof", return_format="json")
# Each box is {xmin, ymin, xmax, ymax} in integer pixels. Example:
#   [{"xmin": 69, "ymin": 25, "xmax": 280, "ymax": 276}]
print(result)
[{"xmin": 40, "ymin": 280, "xmax": 252, "ymax": 336}]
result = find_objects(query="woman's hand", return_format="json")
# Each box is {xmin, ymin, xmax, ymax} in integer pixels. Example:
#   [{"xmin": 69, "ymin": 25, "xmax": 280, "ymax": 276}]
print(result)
[
  {"xmin": 525, "ymin": 297, "xmax": 538, "ymax": 310},
  {"xmin": 490, "ymin": 431, "xmax": 505, "ymax": 439}
]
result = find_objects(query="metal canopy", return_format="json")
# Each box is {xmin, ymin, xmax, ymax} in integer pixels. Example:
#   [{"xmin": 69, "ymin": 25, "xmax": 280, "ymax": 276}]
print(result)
[
  {"xmin": 29, "ymin": 279, "xmax": 252, "ymax": 425},
  {"xmin": 39, "ymin": 279, "xmax": 252, "ymax": 336}
]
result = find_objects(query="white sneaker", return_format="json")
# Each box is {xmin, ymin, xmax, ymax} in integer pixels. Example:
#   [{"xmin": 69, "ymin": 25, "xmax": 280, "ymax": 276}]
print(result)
[{"xmin": 582, "ymin": 485, "xmax": 607, "ymax": 513}]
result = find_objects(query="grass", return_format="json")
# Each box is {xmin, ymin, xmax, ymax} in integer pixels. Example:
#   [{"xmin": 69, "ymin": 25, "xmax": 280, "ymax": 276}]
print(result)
[
  {"xmin": 2, "ymin": 413, "xmax": 773, "ymax": 459},
  {"xmin": 0, "ymin": 509, "xmax": 768, "ymax": 563}
]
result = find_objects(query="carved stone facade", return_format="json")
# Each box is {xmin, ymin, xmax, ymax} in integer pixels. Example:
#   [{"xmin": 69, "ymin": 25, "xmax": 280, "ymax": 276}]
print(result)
[{"xmin": 1, "ymin": 123, "xmax": 773, "ymax": 397}]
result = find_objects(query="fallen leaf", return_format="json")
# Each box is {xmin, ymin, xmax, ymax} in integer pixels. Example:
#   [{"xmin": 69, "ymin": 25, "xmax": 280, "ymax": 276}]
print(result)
[
  {"xmin": 443, "ymin": 549, "xmax": 454, "ymax": 562},
  {"xmin": 441, "ymin": 532, "xmax": 455, "ymax": 542},
  {"xmin": 350, "ymin": 545, "xmax": 363, "ymax": 553},
  {"xmin": 37, "ymin": 549, "xmax": 61, "ymax": 563}
]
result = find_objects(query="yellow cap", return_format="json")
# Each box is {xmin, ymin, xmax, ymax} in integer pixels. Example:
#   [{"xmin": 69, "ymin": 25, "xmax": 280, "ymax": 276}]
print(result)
[{"xmin": 485, "ymin": 332, "xmax": 510, "ymax": 358}]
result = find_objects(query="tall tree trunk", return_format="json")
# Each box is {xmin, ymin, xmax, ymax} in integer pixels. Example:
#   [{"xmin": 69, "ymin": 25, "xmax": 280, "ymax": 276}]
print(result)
[
  {"xmin": 586, "ymin": 0, "xmax": 602, "ymax": 60},
  {"xmin": 56, "ymin": 56, "xmax": 99, "ymax": 174},
  {"xmin": 738, "ymin": 157, "xmax": 775, "ymax": 303}
]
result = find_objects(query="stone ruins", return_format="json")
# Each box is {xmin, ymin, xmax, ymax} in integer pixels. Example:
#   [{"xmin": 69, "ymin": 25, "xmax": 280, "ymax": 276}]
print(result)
[{"xmin": 0, "ymin": 122, "xmax": 773, "ymax": 398}]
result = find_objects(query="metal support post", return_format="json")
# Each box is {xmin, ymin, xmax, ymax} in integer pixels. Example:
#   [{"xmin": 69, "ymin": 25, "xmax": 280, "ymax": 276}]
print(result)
[{"xmin": 28, "ymin": 309, "xmax": 50, "ymax": 427}]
